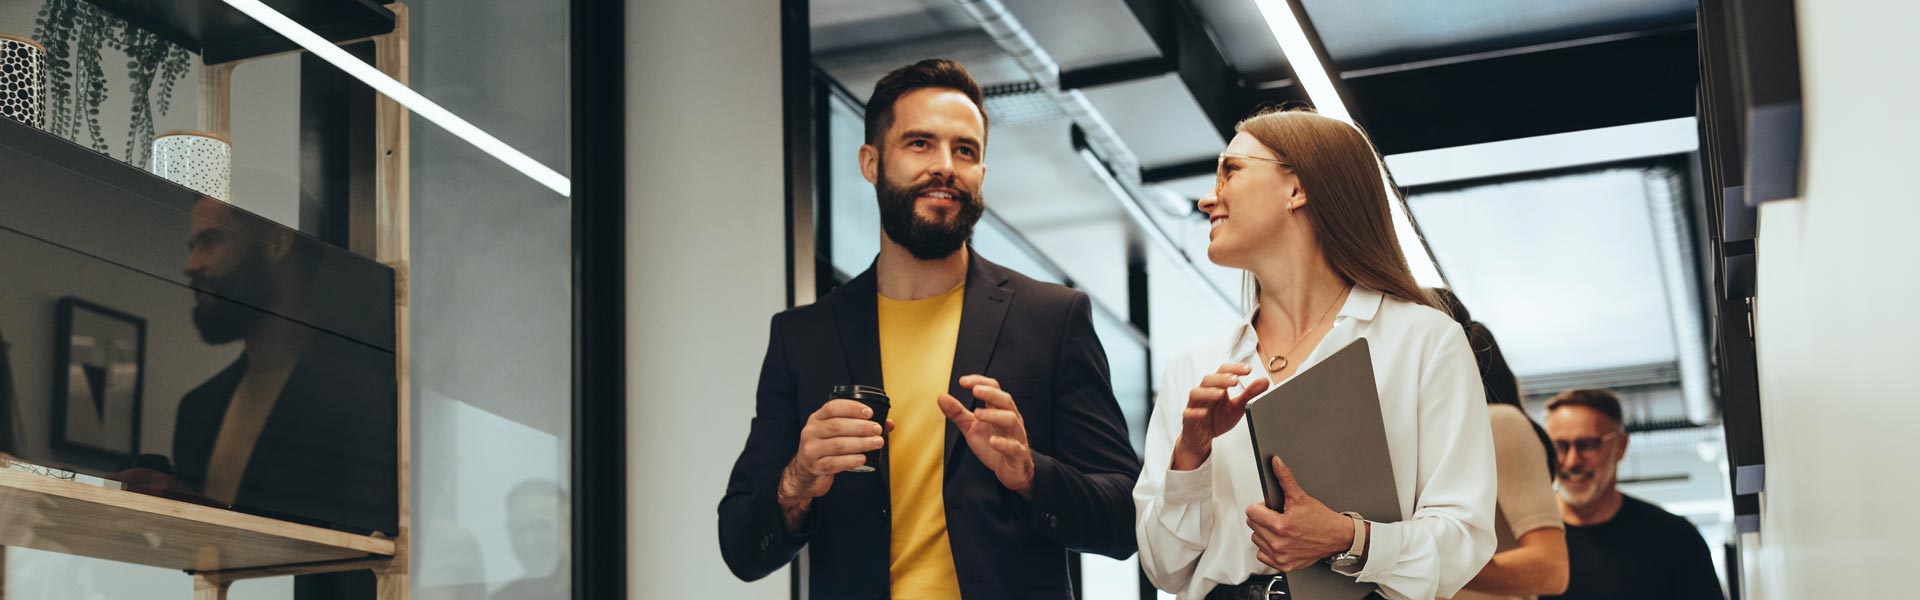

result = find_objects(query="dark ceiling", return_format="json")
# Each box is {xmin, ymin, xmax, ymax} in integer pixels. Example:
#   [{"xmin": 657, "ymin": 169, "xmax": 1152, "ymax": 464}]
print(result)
[
  {"xmin": 1133, "ymin": 0, "xmax": 1700, "ymax": 158},
  {"xmin": 812, "ymin": 0, "xmax": 1702, "ymax": 187}
]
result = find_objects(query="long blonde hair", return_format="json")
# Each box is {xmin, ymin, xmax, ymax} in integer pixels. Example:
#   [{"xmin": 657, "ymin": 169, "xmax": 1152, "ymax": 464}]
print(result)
[{"xmin": 1235, "ymin": 108, "xmax": 1437, "ymax": 311}]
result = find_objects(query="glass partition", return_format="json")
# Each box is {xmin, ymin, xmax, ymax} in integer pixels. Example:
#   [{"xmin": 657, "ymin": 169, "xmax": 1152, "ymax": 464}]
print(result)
[
  {"xmin": 407, "ymin": 1, "xmax": 571, "ymax": 598},
  {"xmin": 0, "ymin": 0, "xmax": 575, "ymax": 598}
]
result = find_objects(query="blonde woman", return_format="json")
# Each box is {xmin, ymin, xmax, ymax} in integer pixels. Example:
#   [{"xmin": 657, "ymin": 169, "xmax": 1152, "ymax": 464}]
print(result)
[{"xmin": 1134, "ymin": 109, "xmax": 1496, "ymax": 600}]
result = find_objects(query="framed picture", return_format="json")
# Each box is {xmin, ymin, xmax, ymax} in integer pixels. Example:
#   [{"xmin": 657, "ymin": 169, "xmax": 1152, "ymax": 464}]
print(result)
[{"xmin": 52, "ymin": 298, "xmax": 146, "ymax": 465}]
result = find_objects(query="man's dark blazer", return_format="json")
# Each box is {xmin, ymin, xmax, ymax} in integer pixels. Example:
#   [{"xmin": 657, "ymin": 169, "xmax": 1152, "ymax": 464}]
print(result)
[
  {"xmin": 719, "ymin": 251, "xmax": 1142, "ymax": 599},
  {"xmin": 173, "ymin": 331, "xmax": 397, "ymax": 535}
]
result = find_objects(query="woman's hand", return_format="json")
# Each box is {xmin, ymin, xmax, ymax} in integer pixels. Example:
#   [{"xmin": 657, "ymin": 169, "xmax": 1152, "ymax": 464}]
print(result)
[
  {"xmin": 1245, "ymin": 456, "xmax": 1357, "ymax": 572},
  {"xmin": 1171, "ymin": 363, "xmax": 1270, "ymax": 470}
]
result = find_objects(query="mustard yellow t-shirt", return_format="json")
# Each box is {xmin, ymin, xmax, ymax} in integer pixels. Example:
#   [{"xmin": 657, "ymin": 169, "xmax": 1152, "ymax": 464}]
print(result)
[{"xmin": 877, "ymin": 282, "xmax": 965, "ymax": 600}]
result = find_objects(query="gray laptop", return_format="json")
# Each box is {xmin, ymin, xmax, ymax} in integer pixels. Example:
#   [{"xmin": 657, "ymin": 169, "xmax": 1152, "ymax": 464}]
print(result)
[{"xmin": 1243, "ymin": 338, "xmax": 1398, "ymax": 599}]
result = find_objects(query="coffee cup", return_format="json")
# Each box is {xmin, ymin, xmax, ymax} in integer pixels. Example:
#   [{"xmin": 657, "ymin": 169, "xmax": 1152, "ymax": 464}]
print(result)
[{"xmin": 830, "ymin": 385, "xmax": 888, "ymax": 473}]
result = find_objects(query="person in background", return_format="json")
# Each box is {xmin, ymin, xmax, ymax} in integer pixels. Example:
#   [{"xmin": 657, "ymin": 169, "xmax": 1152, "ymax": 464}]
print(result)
[
  {"xmin": 493, "ymin": 480, "xmax": 568, "ymax": 600},
  {"xmin": 1542, "ymin": 388, "xmax": 1724, "ymax": 600},
  {"xmin": 1134, "ymin": 107, "xmax": 1495, "ymax": 600},
  {"xmin": 716, "ymin": 59, "xmax": 1140, "ymax": 600},
  {"xmin": 1433, "ymin": 290, "xmax": 1569, "ymax": 600}
]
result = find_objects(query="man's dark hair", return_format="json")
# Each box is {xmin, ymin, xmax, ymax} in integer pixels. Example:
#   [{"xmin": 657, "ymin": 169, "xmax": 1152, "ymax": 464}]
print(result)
[
  {"xmin": 864, "ymin": 59, "xmax": 988, "ymax": 146},
  {"xmin": 1547, "ymin": 388, "xmax": 1626, "ymax": 429}
]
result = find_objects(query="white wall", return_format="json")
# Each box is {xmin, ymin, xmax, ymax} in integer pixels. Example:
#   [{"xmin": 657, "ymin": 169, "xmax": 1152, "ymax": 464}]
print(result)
[
  {"xmin": 1745, "ymin": 0, "xmax": 1920, "ymax": 597},
  {"xmin": 625, "ymin": 0, "xmax": 790, "ymax": 598}
]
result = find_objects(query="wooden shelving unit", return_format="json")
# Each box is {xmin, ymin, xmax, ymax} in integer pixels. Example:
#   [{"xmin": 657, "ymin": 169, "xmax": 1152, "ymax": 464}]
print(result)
[
  {"xmin": 0, "ymin": 469, "xmax": 393, "ymax": 571},
  {"xmin": 2, "ymin": 2, "xmax": 414, "ymax": 598}
]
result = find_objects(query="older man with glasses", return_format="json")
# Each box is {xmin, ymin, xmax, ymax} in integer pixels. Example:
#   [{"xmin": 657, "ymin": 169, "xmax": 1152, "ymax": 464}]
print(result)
[{"xmin": 1542, "ymin": 389, "xmax": 1724, "ymax": 600}]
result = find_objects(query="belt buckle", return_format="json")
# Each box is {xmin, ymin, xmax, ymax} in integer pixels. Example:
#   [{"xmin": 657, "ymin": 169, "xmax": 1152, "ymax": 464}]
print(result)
[{"xmin": 1263, "ymin": 574, "xmax": 1287, "ymax": 597}]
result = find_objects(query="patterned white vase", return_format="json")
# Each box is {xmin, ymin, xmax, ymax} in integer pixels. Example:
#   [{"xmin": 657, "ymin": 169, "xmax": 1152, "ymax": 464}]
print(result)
[
  {"xmin": 149, "ymin": 131, "xmax": 232, "ymax": 201},
  {"xmin": 0, "ymin": 33, "xmax": 46, "ymax": 129}
]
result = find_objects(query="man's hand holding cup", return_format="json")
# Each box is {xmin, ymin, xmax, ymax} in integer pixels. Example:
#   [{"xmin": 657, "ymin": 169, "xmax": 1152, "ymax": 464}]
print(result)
[{"xmin": 777, "ymin": 398, "xmax": 892, "ymax": 531}]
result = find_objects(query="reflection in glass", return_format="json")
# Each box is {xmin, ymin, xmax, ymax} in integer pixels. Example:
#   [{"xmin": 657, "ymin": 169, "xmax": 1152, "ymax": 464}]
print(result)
[
  {"xmin": 493, "ymin": 480, "xmax": 568, "ymax": 600},
  {"xmin": 0, "ymin": 194, "xmax": 398, "ymax": 534},
  {"xmin": 405, "ymin": 0, "xmax": 574, "ymax": 596},
  {"xmin": 3, "ymin": 0, "xmax": 579, "ymax": 597},
  {"xmin": 164, "ymin": 198, "xmax": 397, "ymax": 532}
]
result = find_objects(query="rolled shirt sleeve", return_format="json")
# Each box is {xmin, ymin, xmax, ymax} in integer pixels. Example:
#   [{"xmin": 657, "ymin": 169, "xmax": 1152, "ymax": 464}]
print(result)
[{"xmin": 1134, "ymin": 364, "xmax": 1218, "ymax": 592}]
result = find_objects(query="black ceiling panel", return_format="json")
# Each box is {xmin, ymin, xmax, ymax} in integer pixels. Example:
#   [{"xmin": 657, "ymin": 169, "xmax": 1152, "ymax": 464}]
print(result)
[{"xmin": 1298, "ymin": 0, "xmax": 1696, "ymax": 72}]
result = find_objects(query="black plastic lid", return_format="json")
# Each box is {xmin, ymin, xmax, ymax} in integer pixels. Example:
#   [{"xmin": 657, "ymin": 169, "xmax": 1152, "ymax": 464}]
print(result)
[{"xmin": 830, "ymin": 384, "xmax": 888, "ymax": 402}]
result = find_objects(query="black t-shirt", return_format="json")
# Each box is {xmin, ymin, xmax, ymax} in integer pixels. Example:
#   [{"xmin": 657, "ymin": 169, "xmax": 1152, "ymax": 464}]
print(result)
[{"xmin": 1544, "ymin": 494, "xmax": 1724, "ymax": 600}]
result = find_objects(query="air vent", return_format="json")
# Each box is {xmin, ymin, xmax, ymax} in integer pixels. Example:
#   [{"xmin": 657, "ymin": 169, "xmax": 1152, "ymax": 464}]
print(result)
[{"xmin": 982, "ymin": 81, "xmax": 1065, "ymax": 126}]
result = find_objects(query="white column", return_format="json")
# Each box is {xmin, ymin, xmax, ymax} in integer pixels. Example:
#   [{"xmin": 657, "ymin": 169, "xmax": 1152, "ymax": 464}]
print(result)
[
  {"xmin": 625, "ymin": 1, "xmax": 791, "ymax": 598},
  {"xmin": 1748, "ymin": 0, "xmax": 1920, "ymax": 597}
]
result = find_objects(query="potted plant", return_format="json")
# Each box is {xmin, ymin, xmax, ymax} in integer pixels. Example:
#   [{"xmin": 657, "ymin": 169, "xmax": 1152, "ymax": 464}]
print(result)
[
  {"xmin": 0, "ymin": 31, "xmax": 47, "ymax": 128},
  {"xmin": 31, "ymin": 0, "xmax": 191, "ymax": 166}
]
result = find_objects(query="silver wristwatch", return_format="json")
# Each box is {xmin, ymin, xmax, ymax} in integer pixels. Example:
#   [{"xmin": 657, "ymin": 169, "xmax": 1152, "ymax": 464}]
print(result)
[{"xmin": 1329, "ymin": 511, "xmax": 1367, "ymax": 570}]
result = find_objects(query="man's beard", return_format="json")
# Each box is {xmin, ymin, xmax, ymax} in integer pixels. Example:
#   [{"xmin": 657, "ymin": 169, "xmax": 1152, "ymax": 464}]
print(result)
[
  {"xmin": 875, "ymin": 159, "xmax": 984, "ymax": 261},
  {"xmin": 1555, "ymin": 465, "xmax": 1614, "ymax": 508},
  {"xmin": 190, "ymin": 247, "xmax": 277, "ymax": 345}
]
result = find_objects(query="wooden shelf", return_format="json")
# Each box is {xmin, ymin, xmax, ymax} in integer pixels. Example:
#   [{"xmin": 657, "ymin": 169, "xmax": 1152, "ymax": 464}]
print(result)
[
  {"xmin": 0, "ymin": 469, "xmax": 393, "ymax": 572},
  {"xmin": 85, "ymin": 0, "xmax": 396, "ymax": 65}
]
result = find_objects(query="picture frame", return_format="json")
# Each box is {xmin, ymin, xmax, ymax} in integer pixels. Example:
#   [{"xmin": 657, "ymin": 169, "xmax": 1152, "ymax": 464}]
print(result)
[{"xmin": 51, "ymin": 297, "xmax": 146, "ymax": 465}]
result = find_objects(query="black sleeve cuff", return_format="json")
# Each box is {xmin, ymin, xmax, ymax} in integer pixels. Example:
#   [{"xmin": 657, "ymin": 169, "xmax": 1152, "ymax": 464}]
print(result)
[
  {"xmin": 1023, "ymin": 450, "xmax": 1067, "ymax": 533},
  {"xmin": 750, "ymin": 471, "xmax": 814, "ymax": 563}
]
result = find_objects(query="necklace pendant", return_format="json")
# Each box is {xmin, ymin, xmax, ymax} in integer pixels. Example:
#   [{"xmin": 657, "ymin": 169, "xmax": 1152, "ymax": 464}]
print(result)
[{"xmin": 1267, "ymin": 355, "xmax": 1287, "ymax": 372}]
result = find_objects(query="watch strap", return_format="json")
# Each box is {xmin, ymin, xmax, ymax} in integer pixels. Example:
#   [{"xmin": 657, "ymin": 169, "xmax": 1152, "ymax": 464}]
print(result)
[{"xmin": 1340, "ymin": 511, "xmax": 1366, "ymax": 557}]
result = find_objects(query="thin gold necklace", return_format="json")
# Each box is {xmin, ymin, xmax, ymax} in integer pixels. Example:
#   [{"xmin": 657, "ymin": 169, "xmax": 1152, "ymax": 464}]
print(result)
[{"xmin": 1259, "ymin": 286, "xmax": 1349, "ymax": 373}]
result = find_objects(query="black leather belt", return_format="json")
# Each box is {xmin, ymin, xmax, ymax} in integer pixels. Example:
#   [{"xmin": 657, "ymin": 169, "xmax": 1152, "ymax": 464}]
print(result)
[
  {"xmin": 1204, "ymin": 575, "xmax": 1389, "ymax": 600},
  {"xmin": 1204, "ymin": 574, "xmax": 1291, "ymax": 600}
]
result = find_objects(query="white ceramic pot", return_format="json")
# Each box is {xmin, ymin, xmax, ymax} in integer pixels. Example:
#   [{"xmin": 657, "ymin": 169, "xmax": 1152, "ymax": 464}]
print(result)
[
  {"xmin": 149, "ymin": 131, "xmax": 232, "ymax": 201},
  {"xmin": 0, "ymin": 33, "xmax": 46, "ymax": 129}
]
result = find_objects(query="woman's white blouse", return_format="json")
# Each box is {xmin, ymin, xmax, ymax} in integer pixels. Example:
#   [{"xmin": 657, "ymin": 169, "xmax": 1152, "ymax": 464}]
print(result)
[{"xmin": 1134, "ymin": 286, "xmax": 1496, "ymax": 600}]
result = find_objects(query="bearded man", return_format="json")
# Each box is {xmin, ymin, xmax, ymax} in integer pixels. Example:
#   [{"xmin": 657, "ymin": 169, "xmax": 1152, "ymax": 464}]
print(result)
[
  {"xmin": 1543, "ymin": 389, "xmax": 1723, "ymax": 600},
  {"xmin": 717, "ymin": 59, "xmax": 1139, "ymax": 600}
]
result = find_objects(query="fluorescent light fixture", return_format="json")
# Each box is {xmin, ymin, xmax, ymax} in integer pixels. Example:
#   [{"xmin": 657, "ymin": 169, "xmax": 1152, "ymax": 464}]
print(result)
[
  {"xmin": 221, "ymin": 0, "xmax": 572, "ymax": 198},
  {"xmin": 1252, "ymin": 0, "xmax": 1444, "ymax": 287},
  {"xmin": 1251, "ymin": 0, "xmax": 1351, "ymax": 124},
  {"xmin": 1385, "ymin": 117, "xmax": 1700, "ymax": 187}
]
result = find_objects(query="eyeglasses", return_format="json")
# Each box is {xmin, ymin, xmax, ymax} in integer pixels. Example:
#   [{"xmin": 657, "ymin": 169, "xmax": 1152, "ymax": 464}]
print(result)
[
  {"xmin": 1552, "ymin": 432, "xmax": 1622, "ymax": 456},
  {"xmin": 1215, "ymin": 152, "xmax": 1292, "ymax": 192}
]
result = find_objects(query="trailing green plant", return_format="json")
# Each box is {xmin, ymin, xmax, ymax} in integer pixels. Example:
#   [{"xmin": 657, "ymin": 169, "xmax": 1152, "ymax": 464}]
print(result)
[{"xmin": 32, "ymin": 0, "xmax": 191, "ymax": 165}]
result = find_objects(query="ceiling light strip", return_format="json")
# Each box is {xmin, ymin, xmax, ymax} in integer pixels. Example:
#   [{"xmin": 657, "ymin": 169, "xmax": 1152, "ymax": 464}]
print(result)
[
  {"xmin": 1250, "ymin": 0, "xmax": 1350, "ymax": 124},
  {"xmin": 1252, "ymin": 0, "xmax": 1446, "ymax": 288},
  {"xmin": 1385, "ymin": 118, "xmax": 1701, "ymax": 188},
  {"xmin": 221, "ymin": 0, "xmax": 572, "ymax": 198}
]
